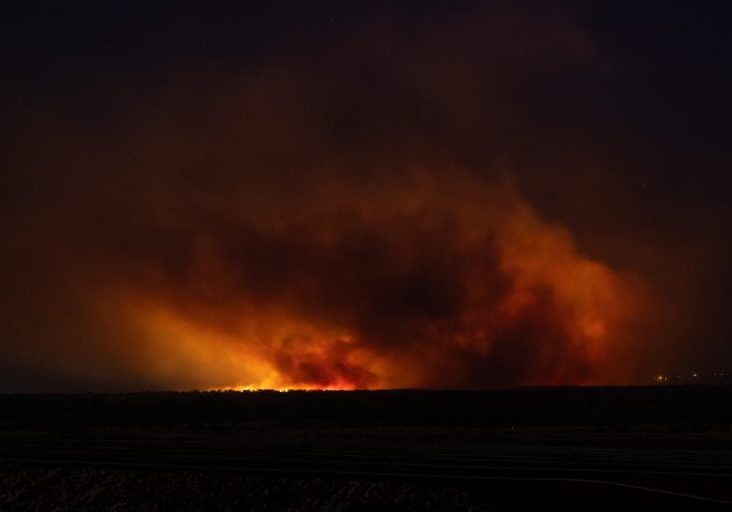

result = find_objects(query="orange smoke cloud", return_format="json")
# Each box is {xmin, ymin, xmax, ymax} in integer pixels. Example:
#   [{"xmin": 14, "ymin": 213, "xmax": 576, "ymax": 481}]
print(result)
[
  {"xmin": 0, "ymin": 4, "xmax": 657, "ymax": 391},
  {"xmin": 94, "ymin": 173, "xmax": 647, "ymax": 391}
]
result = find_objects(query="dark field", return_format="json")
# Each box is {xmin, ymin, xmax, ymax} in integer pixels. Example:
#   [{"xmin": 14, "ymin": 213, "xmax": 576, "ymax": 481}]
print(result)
[{"xmin": 2, "ymin": 387, "xmax": 732, "ymax": 511}]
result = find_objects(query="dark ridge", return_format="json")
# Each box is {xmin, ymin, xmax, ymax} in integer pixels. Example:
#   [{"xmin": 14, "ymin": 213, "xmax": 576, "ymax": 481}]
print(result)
[{"xmin": 2, "ymin": 386, "xmax": 731, "ymax": 430}]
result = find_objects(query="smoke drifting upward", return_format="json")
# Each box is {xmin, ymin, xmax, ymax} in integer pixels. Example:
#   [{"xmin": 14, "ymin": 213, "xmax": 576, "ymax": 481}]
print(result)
[
  {"xmin": 0, "ymin": 2, "xmax": 669, "ymax": 391},
  {"xmin": 5, "ymin": 170, "xmax": 645, "ymax": 391},
  {"xmin": 100, "ymin": 174, "xmax": 646, "ymax": 390}
]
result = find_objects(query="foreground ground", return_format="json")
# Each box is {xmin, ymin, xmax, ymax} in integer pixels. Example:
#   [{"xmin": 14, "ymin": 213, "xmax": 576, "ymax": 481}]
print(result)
[{"xmin": 1, "ymin": 387, "xmax": 731, "ymax": 510}]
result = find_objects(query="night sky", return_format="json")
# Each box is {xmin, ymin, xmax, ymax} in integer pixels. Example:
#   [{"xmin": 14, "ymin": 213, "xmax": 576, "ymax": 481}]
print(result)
[{"xmin": 1, "ymin": 1, "xmax": 731, "ymax": 391}]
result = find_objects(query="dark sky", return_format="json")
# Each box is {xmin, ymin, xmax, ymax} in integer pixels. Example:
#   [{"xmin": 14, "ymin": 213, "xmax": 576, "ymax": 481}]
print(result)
[{"xmin": 0, "ymin": 1, "xmax": 731, "ymax": 391}]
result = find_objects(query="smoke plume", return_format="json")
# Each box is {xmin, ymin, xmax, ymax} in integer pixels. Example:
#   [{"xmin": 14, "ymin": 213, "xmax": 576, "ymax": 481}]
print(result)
[{"xmin": 0, "ymin": 4, "xmax": 658, "ymax": 390}]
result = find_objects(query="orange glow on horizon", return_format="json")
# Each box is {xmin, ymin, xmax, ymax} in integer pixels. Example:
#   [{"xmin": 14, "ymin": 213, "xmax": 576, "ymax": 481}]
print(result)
[{"xmin": 103, "ymin": 173, "xmax": 649, "ymax": 391}]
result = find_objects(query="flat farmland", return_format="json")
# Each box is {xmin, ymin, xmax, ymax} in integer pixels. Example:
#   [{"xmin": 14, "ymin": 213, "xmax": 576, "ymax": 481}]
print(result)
[{"xmin": 1, "ymin": 387, "xmax": 731, "ymax": 510}]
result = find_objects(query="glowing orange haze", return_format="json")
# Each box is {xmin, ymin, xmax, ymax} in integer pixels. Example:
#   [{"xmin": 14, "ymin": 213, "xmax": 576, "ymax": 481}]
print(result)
[
  {"xmin": 103, "ymin": 173, "xmax": 648, "ymax": 391},
  {"xmin": 2, "ymin": 3, "xmax": 716, "ymax": 393}
]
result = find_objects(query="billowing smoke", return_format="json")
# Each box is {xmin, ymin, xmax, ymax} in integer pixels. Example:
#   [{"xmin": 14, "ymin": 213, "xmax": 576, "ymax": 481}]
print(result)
[
  {"xmin": 0, "ymin": 4, "xmax": 656, "ymax": 390},
  {"xmin": 90, "ymin": 173, "xmax": 646, "ymax": 390}
]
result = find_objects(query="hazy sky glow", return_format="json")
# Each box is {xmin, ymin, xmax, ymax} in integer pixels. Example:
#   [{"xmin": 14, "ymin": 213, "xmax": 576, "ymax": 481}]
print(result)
[{"xmin": 1, "ymin": 1, "xmax": 730, "ymax": 391}]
